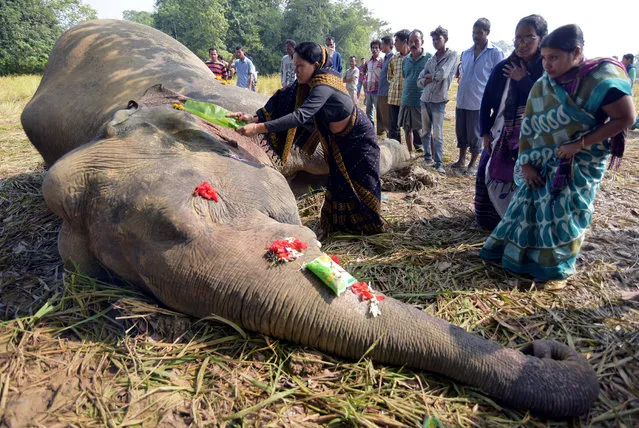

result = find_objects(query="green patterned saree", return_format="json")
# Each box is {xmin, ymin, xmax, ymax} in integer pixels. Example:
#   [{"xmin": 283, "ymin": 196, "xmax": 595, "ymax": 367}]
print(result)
[{"xmin": 480, "ymin": 59, "xmax": 632, "ymax": 279}]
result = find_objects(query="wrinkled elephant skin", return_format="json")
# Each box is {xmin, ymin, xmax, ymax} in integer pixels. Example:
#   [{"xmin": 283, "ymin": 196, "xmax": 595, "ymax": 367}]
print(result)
[{"xmin": 22, "ymin": 20, "xmax": 598, "ymax": 419}]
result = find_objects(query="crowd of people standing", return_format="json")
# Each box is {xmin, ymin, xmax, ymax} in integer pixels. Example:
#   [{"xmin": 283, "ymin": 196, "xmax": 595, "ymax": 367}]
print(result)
[
  {"xmin": 208, "ymin": 17, "xmax": 636, "ymax": 287},
  {"xmin": 205, "ymin": 46, "xmax": 258, "ymax": 91}
]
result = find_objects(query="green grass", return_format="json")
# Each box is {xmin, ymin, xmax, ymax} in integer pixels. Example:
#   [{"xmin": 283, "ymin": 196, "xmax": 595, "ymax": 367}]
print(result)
[
  {"xmin": 255, "ymin": 74, "xmax": 282, "ymax": 96},
  {"xmin": 0, "ymin": 75, "xmax": 41, "ymax": 103},
  {"xmin": 0, "ymin": 75, "xmax": 45, "ymax": 178},
  {"xmin": 0, "ymin": 74, "xmax": 638, "ymax": 427}
]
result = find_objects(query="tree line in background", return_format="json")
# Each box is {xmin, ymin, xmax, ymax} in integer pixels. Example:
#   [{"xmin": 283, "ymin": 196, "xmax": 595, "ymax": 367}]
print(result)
[
  {"xmin": 0, "ymin": 0, "xmax": 97, "ymax": 75},
  {"xmin": 0, "ymin": 0, "xmax": 390, "ymax": 76},
  {"xmin": 126, "ymin": 0, "xmax": 389, "ymax": 75},
  {"xmin": 3, "ymin": 0, "xmax": 638, "ymax": 77}
]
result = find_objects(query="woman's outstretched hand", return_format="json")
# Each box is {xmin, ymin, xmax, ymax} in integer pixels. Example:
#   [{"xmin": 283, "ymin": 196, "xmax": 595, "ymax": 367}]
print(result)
[
  {"xmin": 522, "ymin": 163, "xmax": 545, "ymax": 189},
  {"xmin": 226, "ymin": 111, "xmax": 253, "ymax": 123},
  {"xmin": 226, "ymin": 112, "xmax": 265, "ymax": 136},
  {"xmin": 236, "ymin": 124, "xmax": 260, "ymax": 136}
]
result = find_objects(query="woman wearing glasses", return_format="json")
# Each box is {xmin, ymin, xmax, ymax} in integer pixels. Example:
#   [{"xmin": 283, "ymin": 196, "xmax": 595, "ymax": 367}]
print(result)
[
  {"xmin": 480, "ymin": 24, "xmax": 635, "ymax": 285},
  {"xmin": 475, "ymin": 14, "xmax": 547, "ymax": 230}
]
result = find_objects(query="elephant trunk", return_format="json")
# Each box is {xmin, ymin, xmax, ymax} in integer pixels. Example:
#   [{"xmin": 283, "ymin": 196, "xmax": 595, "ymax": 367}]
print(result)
[
  {"xmin": 386, "ymin": 313, "xmax": 600, "ymax": 419},
  {"xmin": 276, "ymin": 294, "xmax": 599, "ymax": 419},
  {"xmin": 493, "ymin": 340, "xmax": 600, "ymax": 419},
  {"xmin": 139, "ymin": 232, "xmax": 597, "ymax": 419},
  {"xmin": 61, "ymin": 202, "xmax": 596, "ymax": 420}
]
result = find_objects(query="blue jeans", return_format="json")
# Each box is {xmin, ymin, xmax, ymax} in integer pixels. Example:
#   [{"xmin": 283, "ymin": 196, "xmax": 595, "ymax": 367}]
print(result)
[
  {"xmin": 365, "ymin": 93, "xmax": 378, "ymax": 124},
  {"xmin": 421, "ymin": 101, "xmax": 446, "ymax": 167}
]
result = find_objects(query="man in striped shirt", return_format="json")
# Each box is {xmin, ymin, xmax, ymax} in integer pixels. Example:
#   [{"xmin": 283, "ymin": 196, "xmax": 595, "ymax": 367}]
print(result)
[
  {"xmin": 387, "ymin": 29, "xmax": 410, "ymax": 143},
  {"xmin": 205, "ymin": 48, "xmax": 229, "ymax": 80},
  {"xmin": 364, "ymin": 39, "xmax": 384, "ymax": 127}
]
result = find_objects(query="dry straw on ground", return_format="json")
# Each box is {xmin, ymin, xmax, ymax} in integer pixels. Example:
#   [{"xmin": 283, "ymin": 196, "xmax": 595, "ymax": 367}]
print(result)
[{"xmin": 0, "ymin": 75, "xmax": 637, "ymax": 427}]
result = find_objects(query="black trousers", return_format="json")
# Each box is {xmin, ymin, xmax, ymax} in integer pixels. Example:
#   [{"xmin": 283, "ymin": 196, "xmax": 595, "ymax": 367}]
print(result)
[{"xmin": 388, "ymin": 104, "xmax": 401, "ymax": 143}]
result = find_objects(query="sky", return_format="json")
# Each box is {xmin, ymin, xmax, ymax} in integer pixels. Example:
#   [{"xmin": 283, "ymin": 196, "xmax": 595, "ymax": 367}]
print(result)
[{"xmin": 84, "ymin": 0, "xmax": 636, "ymax": 58}]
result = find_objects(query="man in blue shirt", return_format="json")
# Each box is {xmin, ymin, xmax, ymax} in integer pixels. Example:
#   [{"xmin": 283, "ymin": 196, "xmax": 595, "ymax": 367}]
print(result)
[
  {"xmin": 230, "ymin": 46, "xmax": 257, "ymax": 90},
  {"xmin": 325, "ymin": 36, "xmax": 342, "ymax": 74},
  {"xmin": 452, "ymin": 18, "xmax": 503, "ymax": 173},
  {"xmin": 376, "ymin": 35, "xmax": 394, "ymax": 136}
]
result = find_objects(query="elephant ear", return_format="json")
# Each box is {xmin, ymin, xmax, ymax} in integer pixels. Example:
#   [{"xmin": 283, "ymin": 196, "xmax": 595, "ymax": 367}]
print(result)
[
  {"xmin": 135, "ymin": 84, "xmax": 188, "ymax": 108},
  {"xmin": 100, "ymin": 84, "xmax": 274, "ymax": 167},
  {"xmin": 105, "ymin": 84, "xmax": 189, "ymax": 138},
  {"xmin": 104, "ymin": 84, "xmax": 187, "ymax": 139}
]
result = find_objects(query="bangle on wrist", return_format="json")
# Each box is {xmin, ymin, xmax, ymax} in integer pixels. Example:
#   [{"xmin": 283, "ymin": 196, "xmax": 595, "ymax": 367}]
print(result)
[{"xmin": 580, "ymin": 136, "xmax": 585, "ymax": 148}]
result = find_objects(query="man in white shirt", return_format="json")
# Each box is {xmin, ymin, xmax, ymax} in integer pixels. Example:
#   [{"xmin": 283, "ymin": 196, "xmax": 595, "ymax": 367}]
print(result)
[
  {"xmin": 452, "ymin": 18, "xmax": 503, "ymax": 173},
  {"xmin": 280, "ymin": 39, "xmax": 296, "ymax": 90}
]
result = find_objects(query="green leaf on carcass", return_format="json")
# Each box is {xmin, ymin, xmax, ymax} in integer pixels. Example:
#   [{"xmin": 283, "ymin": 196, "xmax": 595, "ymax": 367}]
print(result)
[{"xmin": 184, "ymin": 100, "xmax": 247, "ymax": 130}]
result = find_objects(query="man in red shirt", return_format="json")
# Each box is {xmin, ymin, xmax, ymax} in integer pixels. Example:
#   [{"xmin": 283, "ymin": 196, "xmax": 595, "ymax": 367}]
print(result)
[
  {"xmin": 205, "ymin": 48, "xmax": 229, "ymax": 80},
  {"xmin": 364, "ymin": 40, "xmax": 384, "ymax": 129}
]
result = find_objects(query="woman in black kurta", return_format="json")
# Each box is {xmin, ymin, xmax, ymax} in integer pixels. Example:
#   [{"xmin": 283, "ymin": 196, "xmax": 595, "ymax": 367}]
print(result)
[{"xmin": 229, "ymin": 42, "xmax": 386, "ymax": 237}]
